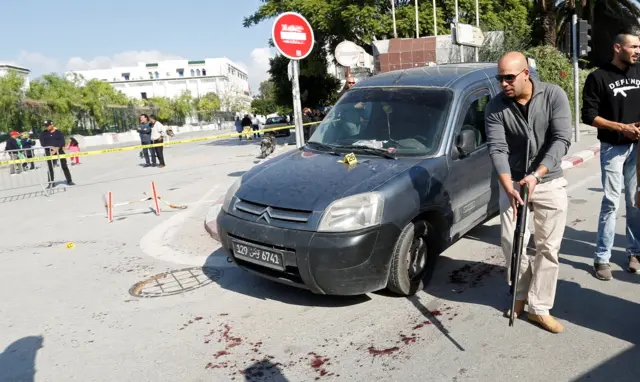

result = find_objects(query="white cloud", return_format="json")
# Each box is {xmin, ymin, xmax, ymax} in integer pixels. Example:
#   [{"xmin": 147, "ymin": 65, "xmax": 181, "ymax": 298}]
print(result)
[
  {"xmin": 66, "ymin": 50, "xmax": 185, "ymax": 71},
  {"xmin": 240, "ymin": 47, "xmax": 274, "ymax": 94},
  {"xmin": 0, "ymin": 51, "xmax": 61, "ymax": 75}
]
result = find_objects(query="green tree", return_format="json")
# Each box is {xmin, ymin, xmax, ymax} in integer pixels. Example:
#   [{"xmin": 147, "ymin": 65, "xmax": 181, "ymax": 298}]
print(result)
[
  {"xmin": 171, "ymin": 90, "xmax": 193, "ymax": 124},
  {"xmin": 257, "ymin": 80, "xmax": 276, "ymax": 100},
  {"xmin": 26, "ymin": 74, "xmax": 85, "ymax": 134},
  {"xmin": 246, "ymin": 1, "xmax": 532, "ymax": 109},
  {"xmin": 145, "ymin": 97, "xmax": 172, "ymax": 121},
  {"xmin": 195, "ymin": 92, "xmax": 221, "ymax": 121},
  {"xmin": 0, "ymin": 71, "xmax": 26, "ymax": 133},
  {"xmin": 251, "ymin": 97, "xmax": 277, "ymax": 115},
  {"xmin": 81, "ymin": 78, "xmax": 129, "ymax": 128}
]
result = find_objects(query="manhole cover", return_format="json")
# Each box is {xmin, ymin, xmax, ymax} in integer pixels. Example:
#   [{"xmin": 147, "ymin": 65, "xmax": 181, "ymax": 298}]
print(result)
[{"xmin": 129, "ymin": 266, "xmax": 223, "ymax": 298}]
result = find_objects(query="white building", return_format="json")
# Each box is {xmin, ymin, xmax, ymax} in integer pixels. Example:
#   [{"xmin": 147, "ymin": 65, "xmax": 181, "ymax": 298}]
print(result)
[
  {"xmin": 0, "ymin": 63, "xmax": 30, "ymax": 90},
  {"xmin": 66, "ymin": 58, "xmax": 250, "ymax": 111}
]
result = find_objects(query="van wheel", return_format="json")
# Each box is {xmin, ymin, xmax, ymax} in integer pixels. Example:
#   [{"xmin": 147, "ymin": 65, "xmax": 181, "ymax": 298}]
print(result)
[{"xmin": 387, "ymin": 220, "xmax": 431, "ymax": 296}]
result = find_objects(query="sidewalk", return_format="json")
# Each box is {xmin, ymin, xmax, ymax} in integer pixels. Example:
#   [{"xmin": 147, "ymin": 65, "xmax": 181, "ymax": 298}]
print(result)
[{"xmin": 561, "ymin": 123, "xmax": 600, "ymax": 169}]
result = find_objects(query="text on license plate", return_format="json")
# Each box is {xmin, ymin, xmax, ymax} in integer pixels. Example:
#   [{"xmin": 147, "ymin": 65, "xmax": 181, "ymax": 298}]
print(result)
[{"xmin": 233, "ymin": 242, "xmax": 283, "ymax": 268}]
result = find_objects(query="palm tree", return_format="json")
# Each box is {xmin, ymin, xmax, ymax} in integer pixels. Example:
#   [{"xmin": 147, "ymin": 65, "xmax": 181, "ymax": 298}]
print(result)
[{"xmin": 533, "ymin": 0, "xmax": 640, "ymax": 47}]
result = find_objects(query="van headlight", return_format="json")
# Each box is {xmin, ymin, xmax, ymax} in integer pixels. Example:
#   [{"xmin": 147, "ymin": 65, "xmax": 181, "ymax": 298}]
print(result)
[
  {"xmin": 221, "ymin": 177, "xmax": 243, "ymax": 213},
  {"xmin": 317, "ymin": 192, "xmax": 384, "ymax": 232}
]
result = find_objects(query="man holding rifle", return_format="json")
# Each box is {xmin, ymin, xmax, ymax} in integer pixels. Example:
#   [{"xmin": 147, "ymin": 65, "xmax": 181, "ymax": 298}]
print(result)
[{"xmin": 485, "ymin": 52, "xmax": 572, "ymax": 333}]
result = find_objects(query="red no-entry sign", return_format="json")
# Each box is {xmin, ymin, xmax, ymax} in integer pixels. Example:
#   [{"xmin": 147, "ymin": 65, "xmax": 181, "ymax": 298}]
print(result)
[{"xmin": 272, "ymin": 12, "xmax": 315, "ymax": 60}]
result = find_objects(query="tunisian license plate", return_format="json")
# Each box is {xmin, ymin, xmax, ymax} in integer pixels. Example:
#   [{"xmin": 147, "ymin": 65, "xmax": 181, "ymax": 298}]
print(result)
[{"xmin": 232, "ymin": 241, "xmax": 285, "ymax": 271}]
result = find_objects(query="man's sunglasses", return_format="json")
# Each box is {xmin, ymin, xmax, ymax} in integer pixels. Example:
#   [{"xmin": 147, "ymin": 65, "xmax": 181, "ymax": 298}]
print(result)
[{"xmin": 495, "ymin": 69, "xmax": 525, "ymax": 83}]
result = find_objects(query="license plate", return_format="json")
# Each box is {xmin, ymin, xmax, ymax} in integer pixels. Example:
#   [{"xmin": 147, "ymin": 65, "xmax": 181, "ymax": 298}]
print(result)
[{"xmin": 232, "ymin": 241, "xmax": 285, "ymax": 271}]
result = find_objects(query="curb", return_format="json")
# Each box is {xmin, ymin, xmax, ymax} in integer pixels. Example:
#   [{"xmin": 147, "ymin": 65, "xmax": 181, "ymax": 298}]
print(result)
[{"xmin": 561, "ymin": 143, "xmax": 600, "ymax": 170}]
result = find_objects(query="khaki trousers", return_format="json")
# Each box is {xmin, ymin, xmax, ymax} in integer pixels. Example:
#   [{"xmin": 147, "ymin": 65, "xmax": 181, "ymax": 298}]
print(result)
[{"xmin": 499, "ymin": 177, "xmax": 568, "ymax": 316}]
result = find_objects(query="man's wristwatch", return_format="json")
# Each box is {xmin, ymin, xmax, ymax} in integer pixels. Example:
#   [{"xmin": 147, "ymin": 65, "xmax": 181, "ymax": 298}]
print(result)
[{"xmin": 530, "ymin": 171, "xmax": 542, "ymax": 184}]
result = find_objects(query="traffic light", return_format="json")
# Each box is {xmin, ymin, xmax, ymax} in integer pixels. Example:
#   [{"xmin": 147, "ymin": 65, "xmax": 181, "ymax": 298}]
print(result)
[
  {"xmin": 578, "ymin": 20, "xmax": 592, "ymax": 57},
  {"xmin": 560, "ymin": 25, "xmax": 572, "ymax": 57}
]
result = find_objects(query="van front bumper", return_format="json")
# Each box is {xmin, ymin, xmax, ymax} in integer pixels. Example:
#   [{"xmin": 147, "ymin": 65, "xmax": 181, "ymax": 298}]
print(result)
[{"xmin": 215, "ymin": 210, "xmax": 400, "ymax": 295}]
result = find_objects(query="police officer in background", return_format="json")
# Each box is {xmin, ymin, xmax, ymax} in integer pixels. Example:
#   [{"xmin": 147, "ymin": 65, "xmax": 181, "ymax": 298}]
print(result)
[{"xmin": 39, "ymin": 120, "xmax": 74, "ymax": 187}]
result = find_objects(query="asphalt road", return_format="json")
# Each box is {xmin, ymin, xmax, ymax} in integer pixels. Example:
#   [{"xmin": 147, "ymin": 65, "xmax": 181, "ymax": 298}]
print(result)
[{"xmin": 1, "ymin": 132, "xmax": 638, "ymax": 382}]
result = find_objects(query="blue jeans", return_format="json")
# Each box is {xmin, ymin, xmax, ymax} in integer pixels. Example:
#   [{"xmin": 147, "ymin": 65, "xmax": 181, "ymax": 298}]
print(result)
[{"xmin": 595, "ymin": 142, "xmax": 640, "ymax": 264}]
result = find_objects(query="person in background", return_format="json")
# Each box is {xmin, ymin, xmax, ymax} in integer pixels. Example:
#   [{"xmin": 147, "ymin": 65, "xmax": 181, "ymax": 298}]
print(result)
[
  {"xmin": 235, "ymin": 116, "xmax": 243, "ymax": 140},
  {"xmin": 20, "ymin": 132, "xmax": 35, "ymax": 171},
  {"xmin": 138, "ymin": 114, "xmax": 156, "ymax": 167},
  {"xmin": 39, "ymin": 120, "xmax": 74, "ymax": 187},
  {"xmin": 67, "ymin": 137, "xmax": 81, "ymax": 165},
  {"xmin": 241, "ymin": 114, "xmax": 253, "ymax": 140},
  {"xmin": 5, "ymin": 131, "xmax": 22, "ymax": 175},
  {"xmin": 251, "ymin": 114, "xmax": 261, "ymax": 139},
  {"xmin": 582, "ymin": 29, "xmax": 640, "ymax": 279},
  {"xmin": 149, "ymin": 114, "xmax": 166, "ymax": 168}
]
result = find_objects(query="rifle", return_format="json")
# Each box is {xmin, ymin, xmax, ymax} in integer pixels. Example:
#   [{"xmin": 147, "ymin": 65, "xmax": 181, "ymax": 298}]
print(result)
[{"xmin": 509, "ymin": 141, "xmax": 530, "ymax": 327}]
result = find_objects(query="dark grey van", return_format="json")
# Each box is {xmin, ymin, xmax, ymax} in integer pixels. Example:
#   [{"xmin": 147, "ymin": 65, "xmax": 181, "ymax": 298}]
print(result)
[{"xmin": 215, "ymin": 63, "xmax": 538, "ymax": 297}]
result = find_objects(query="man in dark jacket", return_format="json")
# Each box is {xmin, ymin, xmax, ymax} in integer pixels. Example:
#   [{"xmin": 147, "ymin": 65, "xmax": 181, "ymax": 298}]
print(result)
[
  {"xmin": 138, "ymin": 114, "xmax": 156, "ymax": 167},
  {"xmin": 39, "ymin": 120, "xmax": 74, "ymax": 187},
  {"xmin": 582, "ymin": 29, "xmax": 640, "ymax": 280},
  {"xmin": 485, "ymin": 51, "xmax": 571, "ymax": 333}
]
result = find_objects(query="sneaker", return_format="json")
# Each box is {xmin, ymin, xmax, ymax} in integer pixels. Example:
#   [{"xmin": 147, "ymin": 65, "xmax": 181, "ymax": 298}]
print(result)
[
  {"xmin": 628, "ymin": 256, "xmax": 640, "ymax": 273},
  {"xmin": 594, "ymin": 263, "xmax": 613, "ymax": 280},
  {"xmin": 67, "ymin": 181, "xmax": 76, "ymax": 186}
]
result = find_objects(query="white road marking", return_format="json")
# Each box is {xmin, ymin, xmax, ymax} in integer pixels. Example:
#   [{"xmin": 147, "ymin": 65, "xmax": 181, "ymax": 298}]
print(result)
[
  {"xmin": 139, "ymin": 184, "xmax": 232, "ymax": 267},
  {"xmin": 77, "ymin": 199, "xmax": 223, "ymax": 218}
]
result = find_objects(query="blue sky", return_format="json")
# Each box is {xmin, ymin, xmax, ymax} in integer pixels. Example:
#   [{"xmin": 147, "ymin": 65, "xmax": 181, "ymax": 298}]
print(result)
[{"xmin": 0, "ymin": 0, "xmax": 276, "ymax": 92}]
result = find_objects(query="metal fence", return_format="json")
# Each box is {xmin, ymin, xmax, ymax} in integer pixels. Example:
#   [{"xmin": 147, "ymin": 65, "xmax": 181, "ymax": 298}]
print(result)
[{"xmin": 0, "ymin": 146, "xmax": 70, "ymax": 202}]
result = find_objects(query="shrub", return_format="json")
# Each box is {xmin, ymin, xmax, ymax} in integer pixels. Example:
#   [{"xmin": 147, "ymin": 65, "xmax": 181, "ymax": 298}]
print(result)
[{"xmin": 524, "ymin": 45, "xmax": 596, "ymax": 124}]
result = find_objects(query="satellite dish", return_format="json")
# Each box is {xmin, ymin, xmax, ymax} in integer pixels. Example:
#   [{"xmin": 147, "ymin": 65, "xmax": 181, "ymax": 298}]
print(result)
[{"xmin": 335, "ymin": 41, "xmax": 365, "ymax": 67}]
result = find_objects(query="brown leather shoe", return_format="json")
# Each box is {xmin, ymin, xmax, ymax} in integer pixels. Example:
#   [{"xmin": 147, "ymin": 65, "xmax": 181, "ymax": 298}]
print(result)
[
  {"xmin": 504, "ymin": 299, "xmax": 527, "ymax": 319},
  {"xmin": 527, "ymin": 313, "xmax": 564, "ymax": 333}
]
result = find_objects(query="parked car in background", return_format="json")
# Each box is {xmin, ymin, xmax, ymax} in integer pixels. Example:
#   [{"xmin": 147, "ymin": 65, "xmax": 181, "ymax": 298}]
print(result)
[
  {"xmin": 263, "ymin": 116, "xmax": 291, "ymax": 137},
  {"xmin": 214, "ymin": 62, "xmax": 539, "ymax": 297}
]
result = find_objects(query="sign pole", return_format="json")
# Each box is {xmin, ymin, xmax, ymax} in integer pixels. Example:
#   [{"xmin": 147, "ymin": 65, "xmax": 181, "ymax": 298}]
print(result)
[
  {"xmin": 572, "ymin": 13, "xmax": 580, "ymax": 142},
  {"xmin": 292, "ymin": 60, "xmax": 304, "ymax": 148},
  {"xmin": 391, "ymin": 0, "xmax": 398, "ymax": 38},
  {"xmin": 455, "ymin": 0, "xmax": 463, "ymax": 62},
  {"xmin": 474, "ymin": 0, "xmax": 479, "ymax": 62},
  {"xmin": 432, "ymin": 0, "xmax": 437, "ymax": 36},
  {"xmin": 415, "ymin": 0, "xmax": 419, "ymax": 38},
  {"xmin": 271, "ymin": 12, "xmax": 315, "ymax": 150}
]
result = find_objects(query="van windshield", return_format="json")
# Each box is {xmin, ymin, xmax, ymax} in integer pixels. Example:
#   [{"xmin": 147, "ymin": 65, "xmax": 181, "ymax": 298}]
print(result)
[{"xmin": 307, "ymin": 87, "xmax": 453, "ymax": 157}]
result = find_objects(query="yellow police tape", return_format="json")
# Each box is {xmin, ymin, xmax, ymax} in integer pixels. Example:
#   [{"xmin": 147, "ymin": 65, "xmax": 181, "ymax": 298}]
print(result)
[{"xmin": 0, "ymin": 121, "xmax": 321, "ymax": 166}]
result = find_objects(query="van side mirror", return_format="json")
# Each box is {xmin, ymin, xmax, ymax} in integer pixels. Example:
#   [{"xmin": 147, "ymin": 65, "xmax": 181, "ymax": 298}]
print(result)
[{"xmin": 456, "ymin": 129, "xmax": 477, "ymax": 157}]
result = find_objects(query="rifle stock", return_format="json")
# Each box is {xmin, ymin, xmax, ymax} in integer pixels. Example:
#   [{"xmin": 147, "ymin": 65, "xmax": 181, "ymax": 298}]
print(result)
[{"xmin": 509, "ymin": 141, "xmax": 531, "ymax": 327}]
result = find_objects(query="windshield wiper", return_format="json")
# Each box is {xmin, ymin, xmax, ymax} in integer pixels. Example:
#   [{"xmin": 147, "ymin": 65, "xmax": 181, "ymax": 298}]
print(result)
[
  {"xmin": 305, "ymin": 141, "xmax": 339, "ymax": 155},
  {"xmin": 333, "ymin": 145, "xmax": 397, "ymax": 160}
]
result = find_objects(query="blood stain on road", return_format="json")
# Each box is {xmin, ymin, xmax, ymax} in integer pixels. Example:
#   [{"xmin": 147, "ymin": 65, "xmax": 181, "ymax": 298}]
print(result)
[
  {"xmin": 413, "ymin": 320, "xmax": 432, "ymax": 329},
  {"xmin": 368, "ymin": 346, "xmax": 401, "ymax": 356}
]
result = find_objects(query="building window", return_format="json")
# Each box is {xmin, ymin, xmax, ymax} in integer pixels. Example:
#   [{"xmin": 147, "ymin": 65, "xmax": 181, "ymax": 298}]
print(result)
[
  {"xmin": 149, "ymin": 72, "xmax": 153, "ymax": 79},
  {"xmin": 190, "ymin": 69, "xmax": 195, "ymax": 76},
  {"xmin": 141, "ymin": 92, "xmax": 148, "ymax": 99},
  {"xmin": 177, "ymin": 69, "xmax": 184, "ymax": 77},
  {"xmin": 196, "ymin": 69, "xmax": 201, "ymax": 76},
  {"xmin": 202, "ymin": 69, "xmax": 207, "ymax": 76},
  {"xmin": 122, "ymin": 73, "xmax": 130, "ymax": 81},
  {"xmin": 154, "ymin": 71, "xmax": 159, "ymax": 79}
]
